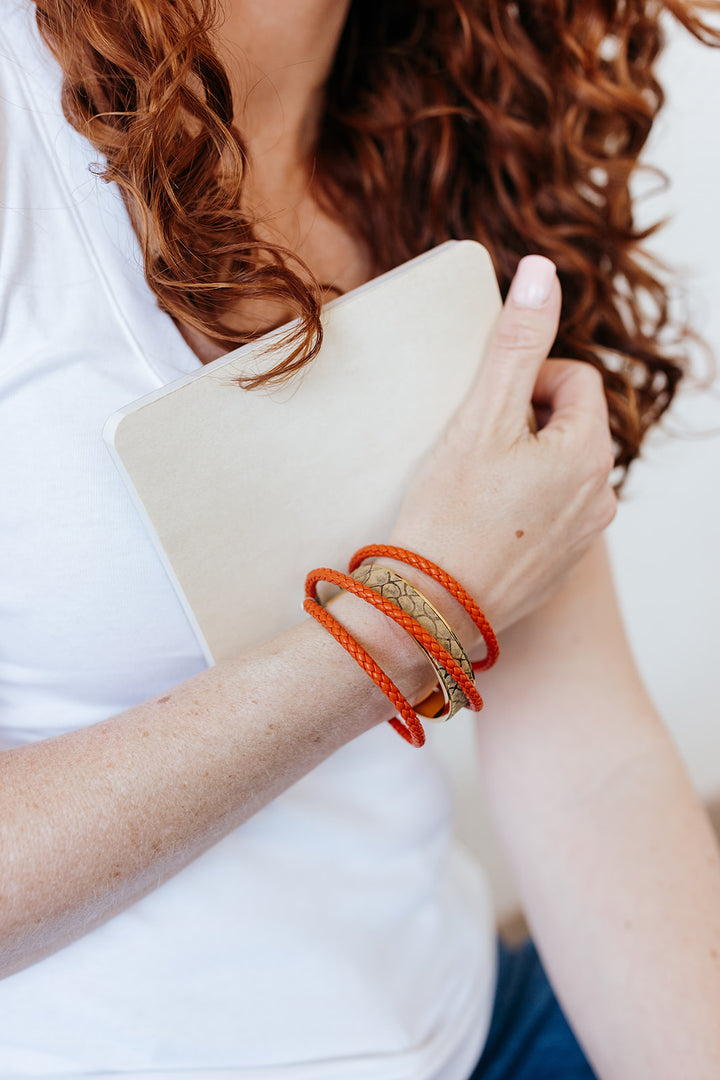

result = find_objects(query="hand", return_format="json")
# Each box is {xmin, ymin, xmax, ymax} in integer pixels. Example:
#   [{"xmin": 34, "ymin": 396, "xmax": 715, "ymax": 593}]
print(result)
[{"xmin": 387, "ymin": 255, "xmax": 617, "ymax": 643}]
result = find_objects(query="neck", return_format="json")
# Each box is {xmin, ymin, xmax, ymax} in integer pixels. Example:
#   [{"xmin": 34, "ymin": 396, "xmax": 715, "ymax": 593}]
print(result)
[{"xmin": 217, "ymin": 0, "xmax": 352, "ymax": 188}]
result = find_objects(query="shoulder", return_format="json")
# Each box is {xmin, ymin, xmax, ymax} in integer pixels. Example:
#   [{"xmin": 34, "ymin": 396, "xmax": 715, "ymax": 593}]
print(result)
[
  {"xmin": 0, "ymin": 3, "xmax": 51, "ymax": 208},
  {"xmin": 0, "ymin": 2, "xmax": 76, "ymax": 374},
  {"xmin": 1, "ymin": 1, "xmax": 63, "ymax": 121}
]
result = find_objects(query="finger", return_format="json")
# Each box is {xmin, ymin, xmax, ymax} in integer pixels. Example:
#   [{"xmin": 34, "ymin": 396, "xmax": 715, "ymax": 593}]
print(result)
[
  {"xmin": 471, "ymin": 255, "xmax": 562, "ymax": 430},
  {"xmin": 533, "ymin": 359, "xmax": 611, "ymax": 431},
  {"xmin": 534, "ymin": 360, "xmax": 615, "ymax": 481}
]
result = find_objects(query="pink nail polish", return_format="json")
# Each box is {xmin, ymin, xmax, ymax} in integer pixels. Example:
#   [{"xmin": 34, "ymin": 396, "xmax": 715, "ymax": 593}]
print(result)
[{"xmin": 509, "ymin": 255, "xmax": 557, "ymax": 308}]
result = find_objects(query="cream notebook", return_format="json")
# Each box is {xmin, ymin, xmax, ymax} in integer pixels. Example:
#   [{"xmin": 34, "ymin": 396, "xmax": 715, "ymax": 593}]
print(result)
[{"xmin": 104, "ymin": 240, "xmax": 501, "ymax": 664}]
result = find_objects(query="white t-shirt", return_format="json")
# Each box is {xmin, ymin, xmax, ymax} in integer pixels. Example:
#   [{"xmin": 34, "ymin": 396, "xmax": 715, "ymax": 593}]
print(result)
[{"xmin": 0, "ymin": 2, "xmax": 497, "ymax": 1076}]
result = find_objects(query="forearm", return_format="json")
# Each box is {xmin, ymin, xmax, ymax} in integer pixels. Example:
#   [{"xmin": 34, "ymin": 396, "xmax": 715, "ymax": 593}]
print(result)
[
  {"xmin": 475, "ymin": 543, "xmax": 720, "ymax": 1078},
  {"xmin": 0, "ymin": 591, "xmax": 434, "ymax": 978},
  {"xmin": 0, "ymin": 266, "xmax": 621, "ymax": 980},
  {"xmin": 479, "ymin": 705, "xmax": 720, "ymax": 1079}
]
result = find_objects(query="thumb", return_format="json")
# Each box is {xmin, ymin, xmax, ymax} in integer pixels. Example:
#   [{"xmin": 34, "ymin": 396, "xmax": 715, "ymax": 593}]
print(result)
[{"xmin": 472, "ymin": 256, "xmax": 562, "ymax": 432}]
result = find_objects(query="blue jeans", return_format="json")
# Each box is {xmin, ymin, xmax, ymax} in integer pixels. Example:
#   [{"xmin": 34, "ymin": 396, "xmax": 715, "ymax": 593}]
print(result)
[{"xmin": 469, "ymin": 941, "xmax": 599, "ymax": 1079}]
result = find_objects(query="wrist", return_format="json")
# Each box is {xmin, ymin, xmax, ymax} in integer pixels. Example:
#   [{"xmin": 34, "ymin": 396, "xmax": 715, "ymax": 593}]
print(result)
[
  {"xmin": 354, "ymin": 556, "xmax": 491, "ymax": 663},
  {"xmin": 325, "ymin": 586, "xmax": 439, "ymax": 711}
]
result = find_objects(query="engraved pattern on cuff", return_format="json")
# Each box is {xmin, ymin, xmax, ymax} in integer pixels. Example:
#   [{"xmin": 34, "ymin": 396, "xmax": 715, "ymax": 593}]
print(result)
[{"xmin": 350, "ymin": 563, "xmax": 475, "ymax": 722}]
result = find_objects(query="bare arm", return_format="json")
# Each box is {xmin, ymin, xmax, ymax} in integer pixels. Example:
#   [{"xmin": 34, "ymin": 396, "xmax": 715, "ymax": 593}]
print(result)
[
  {"xmin": 0, "ymin": 589, "xmax": 434, "ymax": 978},
  {"xmin": 475, "ymin": 538, "xmax": 720, "ymax": 1079},
  {"xmin": 0, "ymin": 256, "xmax": 616, "ymax": 978}
]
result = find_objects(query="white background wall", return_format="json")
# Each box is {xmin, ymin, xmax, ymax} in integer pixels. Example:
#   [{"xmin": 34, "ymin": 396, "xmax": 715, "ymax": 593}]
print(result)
[{"xmin": 435, "ymin": 20, "xmax": 720, "ymax": 914}]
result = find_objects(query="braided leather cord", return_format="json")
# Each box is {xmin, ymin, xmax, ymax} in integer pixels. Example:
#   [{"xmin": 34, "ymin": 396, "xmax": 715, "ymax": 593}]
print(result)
[
  {"xmin": 305, "ymin": 568, "xmax": 483, "ymax": 713},
  {"xmin": 302, "ymin": 594, "xmax": 426, "ymax": 747},
  {"xmin": 348, "ymin": 545, "xmax": 499, "ymax": 672},
  {"xmin": 349, "ymin": 564, "xmax": 477, "ymax": 720}
]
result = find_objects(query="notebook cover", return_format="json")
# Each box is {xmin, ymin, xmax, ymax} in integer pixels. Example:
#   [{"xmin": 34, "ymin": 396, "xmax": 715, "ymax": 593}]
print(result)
[{"xmin": 104, "ymin": 240, "xmax": 502, "ymax": 664}]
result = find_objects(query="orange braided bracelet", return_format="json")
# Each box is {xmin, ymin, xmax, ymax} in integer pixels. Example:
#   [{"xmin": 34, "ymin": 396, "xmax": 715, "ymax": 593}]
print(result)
[
  {"xmin": 304, "ymin": 550, "xmax": 496, "ymax": 747},
  {"xmin": 349, "ymin": 563, "xmax": 476, "ymax": 722},
  {"xmin": 306, "ymin": 568, "xmax": 483, "ymax": 712},
  {"xmin": 303, "ymin": 576, "xmax": 426, "ymax": 747},
  {"xmin": 349, "ymin": 545, "xmax": 499, "ymax": 672},
  {"xmin": 304, "ymin": 601, "xmax": 427, "ymax": 747}
]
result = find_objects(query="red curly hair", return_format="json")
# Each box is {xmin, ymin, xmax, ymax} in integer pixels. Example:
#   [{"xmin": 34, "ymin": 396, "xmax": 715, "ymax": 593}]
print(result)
[{"xmin": 34, "ymin": 0, "xmax": 720, "ymax": 475}]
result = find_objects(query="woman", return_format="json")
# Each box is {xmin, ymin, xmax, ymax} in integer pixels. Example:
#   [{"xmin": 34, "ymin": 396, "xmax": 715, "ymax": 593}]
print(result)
[{"xmin": 0, "ymin": 1, "xmax": 719, "ymax": 1078}]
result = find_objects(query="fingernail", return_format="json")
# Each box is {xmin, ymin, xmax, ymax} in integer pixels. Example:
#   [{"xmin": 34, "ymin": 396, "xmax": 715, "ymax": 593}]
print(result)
[{"xmin": 509, "ymin": 255, "xmax": 557, "ymax": 308}]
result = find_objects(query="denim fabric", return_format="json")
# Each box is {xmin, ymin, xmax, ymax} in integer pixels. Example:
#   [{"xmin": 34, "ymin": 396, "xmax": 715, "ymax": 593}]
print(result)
[{"xmin": 469, "ymin": 940, "xmax": 599, "ymax": 1080}]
